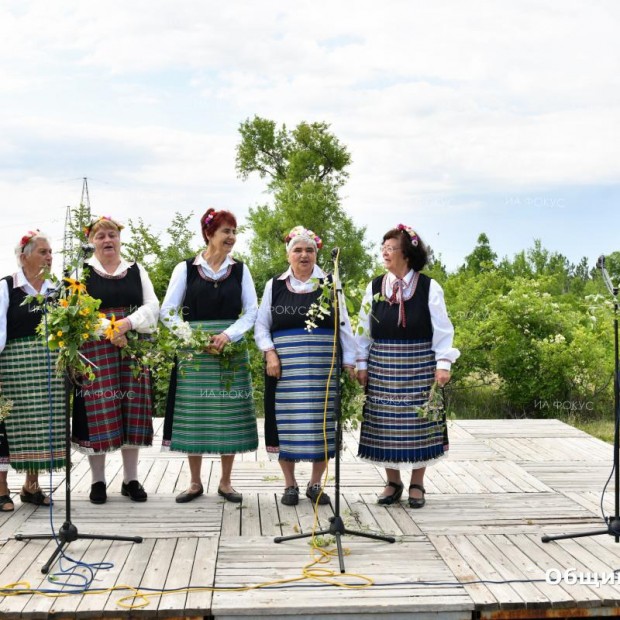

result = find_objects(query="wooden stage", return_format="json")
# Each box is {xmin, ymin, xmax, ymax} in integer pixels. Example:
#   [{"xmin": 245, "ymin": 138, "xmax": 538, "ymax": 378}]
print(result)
[{"xmin": 2, "ymin": 418, "xmax": 620, "ymax": 619}]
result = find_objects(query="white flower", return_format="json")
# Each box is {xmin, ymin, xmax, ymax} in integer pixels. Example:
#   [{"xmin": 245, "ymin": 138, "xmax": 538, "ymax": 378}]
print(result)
[{"xmin": 173, "ymin": 321, "xmax": 194, "ymax": 346}]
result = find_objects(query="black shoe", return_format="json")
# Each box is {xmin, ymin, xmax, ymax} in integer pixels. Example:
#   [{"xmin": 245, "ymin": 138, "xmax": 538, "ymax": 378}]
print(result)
[
  {"xmin": 408, "ymin": 483, "xmax": 426, "ymax": 509},
  {"xmin": 377, "ymin": 481, "xmax": 404, "ymax": 505},
  {"xmin": 217, "ymin": 487, "xmax": 243, "ymax": 503},
  {"xmin": 0, "ymin": 494, "xmax": 14, "ymax": 512},
  {"xmin": 20, "ymin": 487, "xmax": 52, "ymax": 506},
  {"xmin": 121, "ymin": 480, "xmax": 147, "ymax": 502},
  {"xmin": 281, "ymin": 486, "xmax": 299, "ymax": 506},
  {"xmin": 89, "ymin": 481, "xmax": 107, "ymax": 505},
  {"xmin": 176, "ymin": 483, "xmax": 204, "ymax": 504},
  {"xmin": 306, "ymin": 483, "xmax": 330, "ymax": 505}
]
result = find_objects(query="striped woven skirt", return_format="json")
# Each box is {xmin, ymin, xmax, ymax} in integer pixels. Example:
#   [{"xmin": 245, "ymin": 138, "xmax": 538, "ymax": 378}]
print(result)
[
  {"xmin": 71, "ymin": 307, "xmax": 153, "ymax": 453},
  {"xmin": 163, "ymin": 319, "xmax": 258, "ymax": 455},
  {"xmin": 265, "ymin": 328, "xmax": 336, "ymax": 462},
  {"xmin": 0, "ymin": 336, "xmax": 66, "ymax": 472},
  {"xmin": 358, "ymin": 339, "xmax": 447, "ymax": 469}
]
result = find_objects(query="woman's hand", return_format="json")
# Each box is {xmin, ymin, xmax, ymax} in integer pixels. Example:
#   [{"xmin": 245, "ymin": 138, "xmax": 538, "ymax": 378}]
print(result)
[
  {"xmin": 265, "ymin": 350, "xmax": 281, "ymax": 379},
  {"xmin": 208, "ymin": 332, "xmax": 230, "ymax": 354},
  {"xmin": 343, "ymin": 366, "xmax": 355, "ymax": 381},
  {"xmin": 115, "ymin": 318, "xmax": 131, "ymax": 337},
  {"xmin": 109, "ymin": 318, "xmax": 131, "ymax": 347},
  {"xmin": 111, "ymin": 334, "xmax": 128, "ymax": 348},
  {"xmin": 356, "ymin": 369, "xmax": 368, "ymax": 388},
  {"xmin": 435, "ymin": 369, "xmax": 451, "ymax": 387}
]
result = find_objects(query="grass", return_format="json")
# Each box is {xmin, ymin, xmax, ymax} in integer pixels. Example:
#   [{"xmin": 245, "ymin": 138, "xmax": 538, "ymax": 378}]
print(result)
[
  {"xmin": 566, "ymin": 417, "xmax": 614, "ymax": 444},
  {"xmin": 447, "ymin": 382, "xmax": 615, "ymax": 444}
]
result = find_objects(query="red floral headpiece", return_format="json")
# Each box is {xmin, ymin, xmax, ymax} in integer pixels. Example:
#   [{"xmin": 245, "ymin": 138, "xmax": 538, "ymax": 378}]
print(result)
[
  {"xmin": 20, "ymin": 229, "xmax": 40, "ymax": 253},
  {"xmin": 202, "ymin": 210, "xmax": 219, "ymax": 227},
  {"xmin": 397, "ymin": 223, "xmax": 419, "ymax": 247}
]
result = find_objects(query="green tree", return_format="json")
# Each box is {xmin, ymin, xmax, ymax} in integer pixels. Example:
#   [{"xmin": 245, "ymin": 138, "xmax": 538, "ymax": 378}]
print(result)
[
  {"xmin": 122, "ymin": 212, "xmax": 198, "ymax": 300},
  {"xmin": 461, "ymin": 233, "xmax": 497, "ymax": 274},
  {"xmin": 236, "ymin": 115, "xmax": 373, "ymax": 290}
]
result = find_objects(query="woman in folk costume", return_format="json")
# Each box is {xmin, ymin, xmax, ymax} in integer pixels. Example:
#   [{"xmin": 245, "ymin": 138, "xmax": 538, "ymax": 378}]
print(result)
[
  {"xmin": 161, "ymin": 208, "xmax": 258, "ymax": 504},
  {"xmin": 72, "ymin": 216, "xmax": 159, "ymax": 505},
  {"xmin": 254, "ymin": 226, "xmax": 356, "ymax": 507},
  {"xmin": 356, "ymin": 224, "xmax": 459, "ymax": 508},
  {"xmin": 0, "ymin": 230, "xmax": 66, "ymax": 511}
]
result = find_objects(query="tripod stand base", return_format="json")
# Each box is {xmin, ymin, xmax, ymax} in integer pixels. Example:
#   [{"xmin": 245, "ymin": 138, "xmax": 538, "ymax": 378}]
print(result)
[
  {"xmin": 16, "ymin": 521, "xmax": 143, "ymax": 574},
  {"xmin": 274, "ymin": 515, "xmax": 395, "ymax": 573},
  {"xmin": 542, "ymin": 518, "xmax": 620, "ymax": 544}
]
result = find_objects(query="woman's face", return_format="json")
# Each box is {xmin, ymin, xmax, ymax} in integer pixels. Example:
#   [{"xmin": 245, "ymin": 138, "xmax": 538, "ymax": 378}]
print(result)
[
  {"xmin": 207, "ymin": 224, "xmax": 236, "ymax": 255},
  {"xmin": 21, "ymin": 239, "xmax": 53, "ymax": 278},
  {"xmin": 91, "ymin": 226, "xmax": 121, "ymax": 262},
  {"xmin": 287, "ymin": 242, "xmax": 317, "ymax": 279},
  {"xmin": 381, "ymin": 237, "xmax": 408, "ymax": 274}
]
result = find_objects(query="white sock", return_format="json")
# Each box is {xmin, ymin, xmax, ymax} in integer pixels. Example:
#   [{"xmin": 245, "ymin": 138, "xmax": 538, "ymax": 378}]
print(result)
[
  {"xmin": 89, "ymin": 454, "xmax": 106, "ymax": 485},
  {"xmin": 121, "ymin": 447, "xmax": 139, "ymax": 484}
]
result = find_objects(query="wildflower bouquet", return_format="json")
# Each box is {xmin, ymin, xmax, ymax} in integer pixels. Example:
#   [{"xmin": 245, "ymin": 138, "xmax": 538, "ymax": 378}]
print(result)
[
  {"xmin": 31, "ymin": 276, "xmax": 105, "ymax": 382},
  {"xmin": 0, "ymin": 394, "xmax": 13, "ymax": 423}
]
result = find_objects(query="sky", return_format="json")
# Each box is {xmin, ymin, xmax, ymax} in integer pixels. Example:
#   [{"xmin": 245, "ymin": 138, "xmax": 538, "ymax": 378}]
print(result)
[{"xmin": 1, "ymin": 0, "xmax": 619, "ymax": 278}]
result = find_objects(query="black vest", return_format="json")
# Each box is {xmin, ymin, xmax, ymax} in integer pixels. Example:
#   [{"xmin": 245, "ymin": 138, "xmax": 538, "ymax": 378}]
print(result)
[
  {"xmin": 270, "ymin": 275, "xmax": 334, "ymax": 332},
  {"xmin": 2, "ymin": 276, "xmax": 45, "ymax": 340},
  {"xmin": 83, "ymin": 262, "xmax": 143, "ymax": 311},
  {"xmin": 182, "ymin": 259, "xmax": 244, "ymax": 321},
  {"xmin": 370, "ymin": 272, "xmax": 433, "ymax": 340}
]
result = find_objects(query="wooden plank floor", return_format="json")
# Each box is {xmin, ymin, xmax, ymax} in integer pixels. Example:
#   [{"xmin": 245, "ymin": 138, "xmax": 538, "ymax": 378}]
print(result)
[{"xmin": 2, "ymin": 418, "xmax": 620, "ymax": 619}]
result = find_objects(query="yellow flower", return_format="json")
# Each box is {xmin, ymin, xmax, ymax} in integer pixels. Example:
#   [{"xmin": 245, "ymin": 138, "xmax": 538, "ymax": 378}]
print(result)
[
  {"xmin": 98, "ymin": 313, "xmax": 106, "ymax": 319},
  {"xmin": 57, "ymin": 330, "xmax": 63, "ymax": 337},
  {"xmin": 104, "ymin": 314, "xmax": 120, "ymax": 340},
  {"xmin": 82, "ymin": 333, "xmax": 89, "ymax": 340},
  {"xmin": 64, "ymin": 277, "xmax": 86, "ymax": 296},
  {"xmin": 58, "ymin": 341, "xmax": 65, "ymax": 347},
  {"xmin": 59, "ymin": 299, "xmax": 69, "ymax": 308}
]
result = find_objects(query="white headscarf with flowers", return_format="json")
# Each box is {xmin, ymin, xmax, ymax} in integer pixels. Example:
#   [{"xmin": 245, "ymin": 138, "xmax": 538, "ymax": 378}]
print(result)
[{"xmin": 285, "ymin": 225, "xmax": 323, "ymax": 253}]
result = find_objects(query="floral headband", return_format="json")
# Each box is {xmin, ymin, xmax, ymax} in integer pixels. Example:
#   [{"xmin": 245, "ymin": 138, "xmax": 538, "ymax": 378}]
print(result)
[
  {"xmin": 202, "ymin": 210, "xmax": 219, "ymax": 227},
  {"xmin": 285, "ymin": 225, "xmax": 323, "ymax": 251},
  {"xmin": 84, "ymin": 216, "xmax": 124, "ymax": 238},
  {"xmin": 20, "ymin": 229, "xmax": 40, "ymax": 252},
  {"xmin": 397, "ymin": 223, "xmax": 419, "ymax": 247}
]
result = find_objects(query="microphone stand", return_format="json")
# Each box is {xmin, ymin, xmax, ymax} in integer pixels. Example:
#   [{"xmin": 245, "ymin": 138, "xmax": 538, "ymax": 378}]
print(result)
[
  {"xmin": 274, "ymin": 248, "xmax": 395, "ymax": 573},
  {"xmin": 542, "ymin": 256, "xmax": 620, "ymax": 543},
  {"xmin": 16, "ymin": 246, "xmax": 142, "ymax": 574}
]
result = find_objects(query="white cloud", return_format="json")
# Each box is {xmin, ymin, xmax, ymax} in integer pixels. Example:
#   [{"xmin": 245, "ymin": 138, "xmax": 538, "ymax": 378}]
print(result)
[{"xmin": 0, "ymin": 0, "xmax": 619, "ymax": 276}]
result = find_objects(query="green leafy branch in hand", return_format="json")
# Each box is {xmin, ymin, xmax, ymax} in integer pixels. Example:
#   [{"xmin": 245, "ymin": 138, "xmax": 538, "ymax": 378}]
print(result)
[
  {"xmin": 121, "ymin": 312, "xmax": 246, "ymax": 391},
  {"xmin": 339, "ymin": 370, "xmax": 365, "ymax": 430},
  {"xmin": 412, "ymin": 382, "xmax": 445, "ymax": 422}
]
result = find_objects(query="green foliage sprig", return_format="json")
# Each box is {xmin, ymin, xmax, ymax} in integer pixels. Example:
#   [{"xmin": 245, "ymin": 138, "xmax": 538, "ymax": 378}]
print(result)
[
  {"xmin": 339, "ymin": 371, "xmax": 365, "ymax": 430},
  {"xmin": 0, "ymin": 394, "xmax": 13, "ymax": 422},
  {"xmin": 412, "ymin": 382, "xmax": 445, "ymax": 422}
]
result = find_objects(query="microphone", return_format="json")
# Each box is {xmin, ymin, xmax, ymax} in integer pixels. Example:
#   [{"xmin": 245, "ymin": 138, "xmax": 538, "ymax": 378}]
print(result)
[
  {"xmin": 81, "ymin": 243, "xmax": 95, "ymax": 256},
  {"xmin": 331, "ymin": 247, "xmax": 340, "ymax": 261},
  {"xmin": 597, "ymin": 255, "xmax": 606, "ymax": 270}
]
